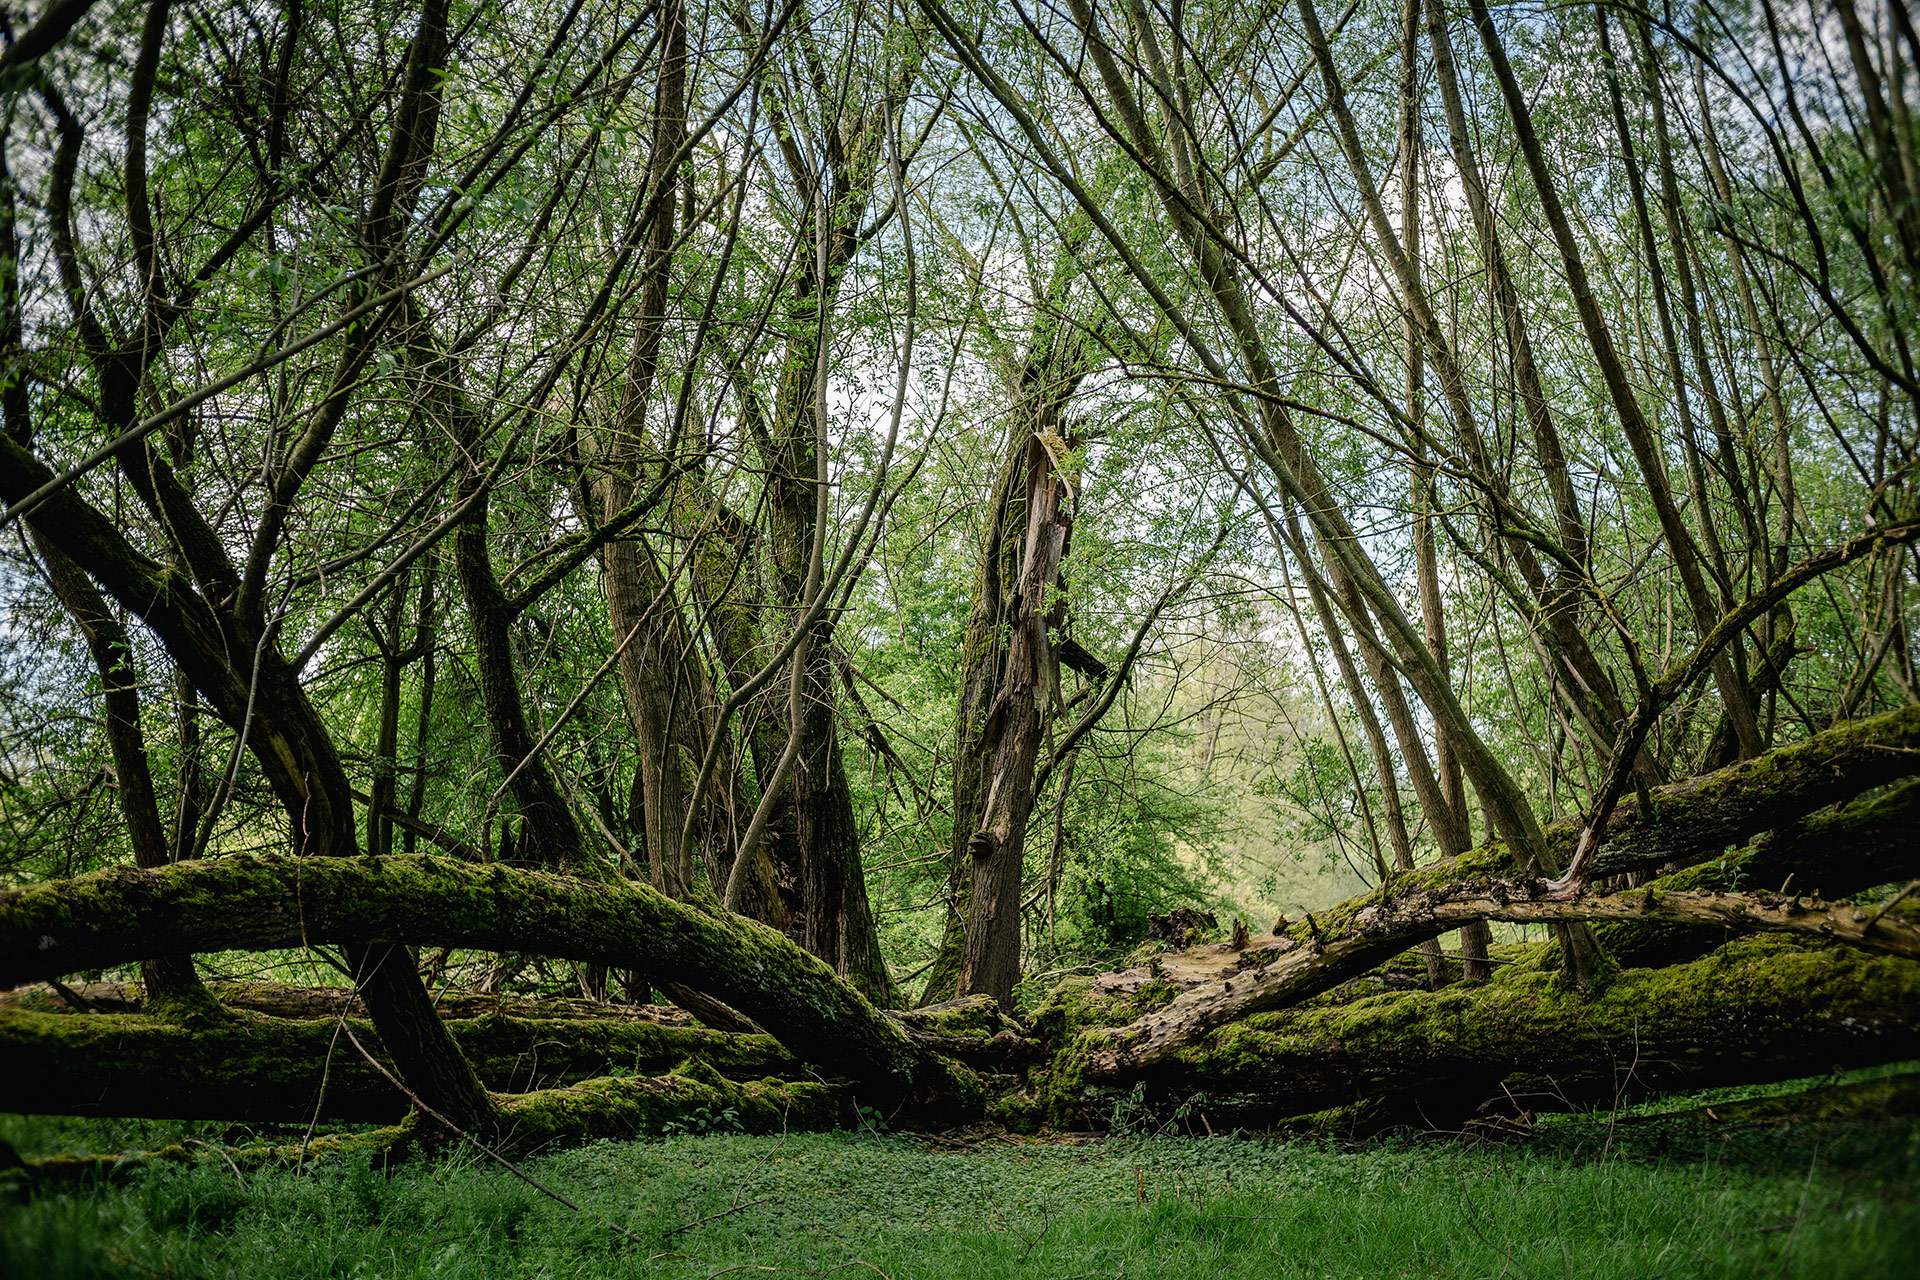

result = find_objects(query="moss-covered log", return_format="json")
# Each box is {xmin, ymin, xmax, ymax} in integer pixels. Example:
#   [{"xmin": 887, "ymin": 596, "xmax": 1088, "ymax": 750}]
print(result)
[
  {"xmin": 9, "ymin": 1068, "xmax": 849, "ymax": 1184},
  {"xmin": 1362, "ymin": 883, "xmax": 1920, "ymax": 955},
  {"xmin": 1080, "ymin": 879, "xmax": 1917, "ymax": 1079},
  {"xmin": 1739, "ymin": 777, "xmax": 1920, "ymax": 896},
  {"xmin": 2, "ymin": 978, "xmax": 704, "ymax": 1027},
  {"xmin": 1073, "ymin": 711, "xmax": 1920, "ymax": 1076},
  {"xmin": 1557, "ymin": 703, "xmax": 1920, "ymax": 877},
  {"xmin": 1023, "ymin": 937, "xmax": 1920, "ymax": 1130},
  {"xmin": 1585, "ymin": 795, "xmax": 1920, "ymax": 968},
  {"xmin": 0, "ymin": 1006, "xmax": 800, "ymax": 1122},
  {"xmin": 0, "ymin": 853, "xmax": 981, "ymax": 1117}
]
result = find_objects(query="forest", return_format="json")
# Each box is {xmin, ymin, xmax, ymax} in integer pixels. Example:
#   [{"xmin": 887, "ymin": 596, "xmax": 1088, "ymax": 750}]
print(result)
[{"xmin": 0, "ymin": 0, "xmax": 1916, "ymax": 1272}]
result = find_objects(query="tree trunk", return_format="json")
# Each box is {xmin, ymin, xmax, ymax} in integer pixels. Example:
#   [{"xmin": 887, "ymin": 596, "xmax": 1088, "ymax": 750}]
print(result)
[
  {"xmin": 1069, "ymin": 706, "xmax": 1920, "ymax": 1076},
  {"xmin": 958, "ymin": 430, "xmax": 1075, "ymax": 1009},
  {"xmin": 921, "ymin": 425, "xmax": 1028, "ymax": 1004},
  {"xmin": 1037, "ymin": 936, "xmax": 1920, "ymax": 1130},
  {"xmin": 0, "ymin": 852, "xmax": 981, "ymax": 1117}
]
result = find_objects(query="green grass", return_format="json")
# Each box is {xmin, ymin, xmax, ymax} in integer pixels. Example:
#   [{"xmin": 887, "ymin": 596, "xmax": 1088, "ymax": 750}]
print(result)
[{"xmin": 1, "ymin": 1109, "xmax": 1916, "ymax": 1279}]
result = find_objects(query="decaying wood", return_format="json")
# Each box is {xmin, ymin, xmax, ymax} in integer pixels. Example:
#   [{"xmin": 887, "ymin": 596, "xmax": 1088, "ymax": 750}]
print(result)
[
  {"xmin": 1076, "ymin": 710, "xmax": 1920, "ymax": 1077},
  {"xmin": 1566, "ymin": 703, "xmax": 1920, "ymax": 877},
  {"xmin": 1039, "ymin": 935, "xmax": 1920, "ymax": 1130}
]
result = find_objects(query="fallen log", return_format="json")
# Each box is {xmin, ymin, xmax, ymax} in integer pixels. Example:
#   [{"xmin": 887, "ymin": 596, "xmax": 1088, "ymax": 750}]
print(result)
[
  {"xmin": 0, "ymin": 979, "xmax": 701, "ymax": 1025},
  {"xmin": 0, "ymin": 853, "xmax": 982, "ymax": 1118},
  {"xmin": 1079, "ymin": 876, "xmax": 1918, "ymax": 1079},
  {"xmin": 1583, "ymin": 790, "xmax": 1920, "ymax": 969},
  {"xmin": 0, "ymin": 1006, "xmax": 801, "ymax": 1122},
  {"xmin": 1073, "ymin": 711, "xmax": 1920, "ymax": 1077},
  {"xmin": 1023, "ymin": 936, "xmax": 1920, "ymax": 1130},
  {"xmin": 0, "ymin": 990, "xmax": 1038, "ymax": 1123},
  {"xmin": 1555, "ymin": 703, "xmax": 1920, "ymax": 878},
  {"xmin": 8, "ymin": 1067, "xmax": 850, "ymax": 1184},
  {"xmin": 1740, "ymin": 777, "xmax": 1920, "ymax": 896}
]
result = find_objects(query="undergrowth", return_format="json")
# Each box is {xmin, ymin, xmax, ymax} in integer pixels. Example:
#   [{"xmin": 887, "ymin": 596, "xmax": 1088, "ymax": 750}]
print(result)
[{"xmin": 1, "ymin": 1102, "xmax": 1915, "ymax": 1278}]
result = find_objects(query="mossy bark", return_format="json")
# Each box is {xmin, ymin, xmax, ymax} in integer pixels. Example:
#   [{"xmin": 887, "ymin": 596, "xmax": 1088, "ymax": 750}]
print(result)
[
  {"xmin": 1070, "ymin": 708, "xmax": 1920, "ymax": 1075},
  {"xmin": 1572, "ymin": 703, "xmax": 1920, "ymax": 878},
  {"xmin": 0, "ymin": 1006, "xmax": 801, "ymax": 1122},
  {"xmin": 0, "ymin": 852, "xmax": 980, "ymax": 1118},
  {"xmin": 1026, "ymin": 937, "xmax": 1920, "ymax": 1131},
  {"xmin": 3, "ymin": 978, "xmax": 706, "ymax": 1026},
  {"xmin": 10, "ymin": 1068, "xmax": 848, "ymax": 1183}
]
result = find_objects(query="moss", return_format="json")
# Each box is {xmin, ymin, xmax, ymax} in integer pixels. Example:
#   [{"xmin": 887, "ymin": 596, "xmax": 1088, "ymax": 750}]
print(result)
[
  {"xmin": 141, "ymin": 981, "xmax": 236, "ymax": 1028},
  {"xmin": 13, "ymin": 1122, "xmax": 418, "ymax": 1189},
  {"xmin": 0, "ymin": 852, "xmax": 969, "ymax": 1113},
  {"xmin": 1024, "ymin": 974, "xmax": 1178, "ymax": 1047},
  {"xmin": 1, "ymin": 1006, "xmax": 805, "ymax": 1123},
  {"xmin": 495, "ymin": 1072, "xmax": 850, "ymax": 1150},
  {"xmin": 892, "ymin": 995, "xmax": 1016, "ymax": 1041},
  {"xmin": 1033, "ymin": 936, "xmax": 1920, "ymax": 1131}
]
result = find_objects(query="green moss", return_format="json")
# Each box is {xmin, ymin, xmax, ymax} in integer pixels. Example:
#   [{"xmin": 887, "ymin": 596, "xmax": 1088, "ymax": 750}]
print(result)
[
  {"xmin": 1, "ymin": 1005, "xmax": 808, "ymax": 1124},
  {"xmin": 495, "ymin": 1072, "xmax": 849, "ymax": 1149},
  {"xmin": 892, "ymin": 995, "xmax": 1016, "ymax": 1041},
  {"xmin": 1031, "ymin": 936, "xmax": 1920, "ymax": 1131}
]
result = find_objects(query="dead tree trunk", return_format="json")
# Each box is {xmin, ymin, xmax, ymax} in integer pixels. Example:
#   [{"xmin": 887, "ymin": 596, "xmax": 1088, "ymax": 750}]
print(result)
[
  {"xmin": 1035, "ymin": 935, "xmax": 1920, "ymax": 1131},
  {"xmin": 957, "ymin": 429, "xmax": 1076, "ymax": 1010},
  {"xmin": 1069, "ymin": 706, "xmax": 1920, "ymax": 1077}
]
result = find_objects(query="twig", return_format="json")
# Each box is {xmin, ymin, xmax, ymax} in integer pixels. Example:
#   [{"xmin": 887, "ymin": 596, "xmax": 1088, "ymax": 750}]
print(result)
[
  {"xmin": 1863, "ymin": 880, "xmax": 1920, "ymax": 934},
  {"xmin": 665, "ymin": 1196, "xmax": 774, "ymax": 1237}
]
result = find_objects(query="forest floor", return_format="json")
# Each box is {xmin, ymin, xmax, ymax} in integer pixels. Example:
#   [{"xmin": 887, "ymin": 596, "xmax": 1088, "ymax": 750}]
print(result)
[{"xmin": 3, "ymin": 1072, "xmax": 1916, "ymax": 1280}]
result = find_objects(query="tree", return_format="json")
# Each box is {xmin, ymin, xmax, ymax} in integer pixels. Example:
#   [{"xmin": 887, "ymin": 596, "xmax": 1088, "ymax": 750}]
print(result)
[{"xmin": 0, "ymin": 0, "xmax": 1915, "ymax": 1158}]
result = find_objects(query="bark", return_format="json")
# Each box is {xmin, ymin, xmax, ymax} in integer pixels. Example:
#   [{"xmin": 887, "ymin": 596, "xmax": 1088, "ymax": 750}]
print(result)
[
  {"xmin": 1072, "ymin": 706, "xmax": 1920, "ymax": 1075},
  {"xmin": 2, "ymin": 978, "xmax": 699, "ymax": 1025},
  {"xmin": 4, "ymin": 0, "xmax": 495, "ymax": 1135},
  {"xmin": 694, "ymin": 34, "xmax": 920, "ymax": 1004},
  {"xmin": 925, "ymin": 302, "xmax": 1094, "ymax": 1003},
  {"xmin": 1694, "ymin": 56, "xmax": 1794, "ymax": 579},
  {"xmin": 1575, "ymin": 702, "xmax": 1920, "ymax": 879},
  {"xmin": 1587, "ymin": 786, "xmax": 1920, "ymax": 968},
  {"xmin": 921, "ymin": 427, "xmax": 1028, "ymax": 1005},
  {"xmin": 426, "ymin": 320, "xmax": 594, "ymax": 876},
  {"xmin": 599, "ymin": 0, "xmax": 705, "ymax": 899},
  {"xmin": 1035, "ymin": 936, "xmax": 1920, "ymax": 1130},
  {"xmin": 958, "ymin": 430, "xmax": 1075, "ymax": 1009},
  {"xmin": 680, "ymin": 485, "xmax": 795, "ymax": 929},
  {"xmin": 1743, "ymin": 777, "xmax": 1920, "ymax": 895},
  {"xmin": 0, "ymin": 853, "xmax": 981, "ymax": 1116},
  {"xmin": 0, "ymin": 1007, "xmax": 801, "ymax": 1123},
  {"xmin": 12, "ymin": 1070, "xmax": 848, "ymax": 1167},
  {"xmin": 0, "ymin": 986, "xmax": 1029, "ymax": 1125}
]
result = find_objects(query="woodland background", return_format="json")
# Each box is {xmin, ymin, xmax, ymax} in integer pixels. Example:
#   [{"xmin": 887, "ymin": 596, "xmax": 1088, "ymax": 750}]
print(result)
[{"xmin": 0, "ymin": 0, "xmax": 1915, "ymax": 1189}]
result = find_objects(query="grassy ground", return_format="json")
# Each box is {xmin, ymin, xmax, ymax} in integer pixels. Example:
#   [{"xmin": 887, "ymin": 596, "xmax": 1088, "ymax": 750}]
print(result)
[{"xmin": 3, "ymin": 1088, "xmax": 1917, "ymax": 1280}]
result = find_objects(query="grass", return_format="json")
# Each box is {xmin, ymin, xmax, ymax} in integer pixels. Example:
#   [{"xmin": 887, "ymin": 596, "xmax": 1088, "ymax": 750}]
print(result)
[{"xmin": 2, "ymin": 1097, "xmax": 1917, "ymax": 1280}]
